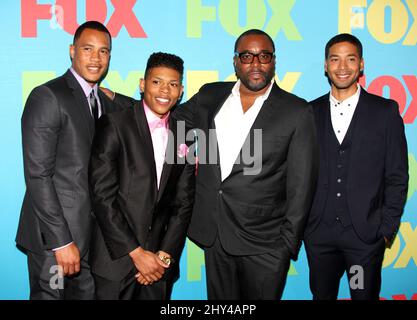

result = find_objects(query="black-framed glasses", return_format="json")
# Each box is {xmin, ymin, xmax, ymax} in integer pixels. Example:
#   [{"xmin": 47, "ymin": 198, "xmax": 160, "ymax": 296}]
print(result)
[{"xmin": 234, "ymin": 51, "xmax": 275, "ymax": 64}]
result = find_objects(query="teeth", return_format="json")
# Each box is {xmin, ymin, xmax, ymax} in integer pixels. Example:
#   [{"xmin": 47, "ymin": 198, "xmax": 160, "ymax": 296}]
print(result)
[{"xmin": 156, "ymin": 98, "xmax": 169, "ymax": 103}]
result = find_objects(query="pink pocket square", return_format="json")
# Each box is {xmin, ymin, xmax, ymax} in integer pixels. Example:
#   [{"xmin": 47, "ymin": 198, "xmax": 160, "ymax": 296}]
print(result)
[{"xmin": 177, "ymin": 143, "xmax": 189, "ymax": 158}]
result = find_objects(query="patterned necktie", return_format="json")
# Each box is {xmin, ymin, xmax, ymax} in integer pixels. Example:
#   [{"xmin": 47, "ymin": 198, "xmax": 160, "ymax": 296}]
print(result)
[{"xmin": 89, "ymin": 91, "xmax": 98, "ymax": 122}]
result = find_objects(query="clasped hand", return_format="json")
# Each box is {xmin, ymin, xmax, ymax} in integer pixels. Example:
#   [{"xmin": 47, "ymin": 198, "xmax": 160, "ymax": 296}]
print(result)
[{"xmin": 129, "ymin": 247, "xmax": 171, "ymax": 286}]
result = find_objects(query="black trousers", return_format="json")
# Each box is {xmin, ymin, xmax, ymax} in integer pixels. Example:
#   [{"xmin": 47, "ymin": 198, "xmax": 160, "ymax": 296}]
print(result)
[
  {"xmin": 27, "ymin": 249, "xmax": 94, "ymax": 300},
  {"xmin": 204, "ymin": 236, "xmax": 291, "ymax": 300},
  {"xmin": 93, "ymin": 270, "xmax": 173, "ymax": 300},
  {"xmin": 304, "ymin": 220, "xmax": 386, "ymax": 300}
]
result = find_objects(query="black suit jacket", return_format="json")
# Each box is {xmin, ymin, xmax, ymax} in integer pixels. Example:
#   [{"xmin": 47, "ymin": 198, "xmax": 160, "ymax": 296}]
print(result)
[
  {"xmin": 16, "ymin": 70, "xmax": 120, "ymax": 256},
  {"xmin": 89, "ymin": 100, "xmax": 194, "ymax": 281},
  {"xmin": 305, "ymin": 88, "xmax": 408, "ymax": 243},
  {"xmin": 173, "ymin": 82, "xmax": 318, "ymax": 260}
]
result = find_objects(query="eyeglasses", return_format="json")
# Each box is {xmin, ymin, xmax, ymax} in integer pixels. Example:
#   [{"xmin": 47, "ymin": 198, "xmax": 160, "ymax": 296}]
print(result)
[{"xmin": 234, "ymin": 51, "xmax": 275, "ymax": 64}]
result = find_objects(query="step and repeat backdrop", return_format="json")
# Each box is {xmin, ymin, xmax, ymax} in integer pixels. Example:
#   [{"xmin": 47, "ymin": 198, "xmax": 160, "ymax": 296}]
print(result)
[{"xmin": 0, "ymin": 0, "xmax": 416, "ymax": 300}]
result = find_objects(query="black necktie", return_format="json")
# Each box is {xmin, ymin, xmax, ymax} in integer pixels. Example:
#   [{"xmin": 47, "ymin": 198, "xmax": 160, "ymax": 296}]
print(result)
[{"xmin": 89, "ymin": 91, "xmax": 98, "ymax": 122}]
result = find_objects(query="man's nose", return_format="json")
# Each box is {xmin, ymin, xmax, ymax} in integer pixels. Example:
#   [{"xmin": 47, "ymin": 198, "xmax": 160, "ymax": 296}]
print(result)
[
  {"xmin": 160, "ymin": 82, "xmax": 169, "ymax": 92},
  {"xmin": 90, "ymin": 49, "xmax": 100, "ymax": 61},
  {"xmin": 251, "ymin": 55, "xmax": 261, "ymax": 66}
]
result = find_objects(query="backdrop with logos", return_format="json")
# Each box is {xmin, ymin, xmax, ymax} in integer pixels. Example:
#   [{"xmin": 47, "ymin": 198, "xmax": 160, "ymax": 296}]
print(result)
[{"xmin": 0, "ymin": 0, "xmax": 416, "ymax": 299}]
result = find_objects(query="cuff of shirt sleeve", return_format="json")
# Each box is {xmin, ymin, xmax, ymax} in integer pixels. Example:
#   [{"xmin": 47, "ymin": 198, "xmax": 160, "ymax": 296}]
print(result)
[{"xmin": 52, "ymin": 241, "xmax": 73, "ymax": 251}]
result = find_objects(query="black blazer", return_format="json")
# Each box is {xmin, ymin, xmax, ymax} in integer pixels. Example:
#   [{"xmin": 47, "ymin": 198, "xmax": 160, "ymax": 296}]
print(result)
[
  {"xmin": 89, "ymin": 100, "xmax": 194, "ymax": 281},
  {"xmin": 305, "ymin": 88, "xmax": 408, "ymax": 243},
  {"xmin": 16, "ymin": 70, "xmax": 120, "ymax": 256},
  {"xmin": 173, "ymin": 82, "xmax": 318, "ymax": 260}
]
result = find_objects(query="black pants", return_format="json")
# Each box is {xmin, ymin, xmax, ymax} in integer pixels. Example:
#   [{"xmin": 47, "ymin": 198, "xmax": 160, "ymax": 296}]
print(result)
[
  {"xmin": 93, "ymin": 270, "xmax": 173, "ymax": 300},
  {"xmin": 204, "ymin": 236, "xmax": 291, "ymax": 300},
  {"xmin": 304, "ymin": 221, "xmax": 386, "ymax": 300},
  {"xmin": 27, "ymin": 249, "xmax": 94, "ymax": 300}
]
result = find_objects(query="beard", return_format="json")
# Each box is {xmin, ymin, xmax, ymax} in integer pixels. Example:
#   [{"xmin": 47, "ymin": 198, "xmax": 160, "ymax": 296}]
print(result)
[{"xmin": 237, "ymin": 67, "xmax": 275, "ymax": 92}]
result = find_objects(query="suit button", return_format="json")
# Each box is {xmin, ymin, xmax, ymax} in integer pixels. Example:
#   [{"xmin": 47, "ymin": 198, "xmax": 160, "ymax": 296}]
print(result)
[
  {"xmin": 336, "ymin": 217, "xmax": 340, "ymax": 221},
  {"xmin": 339, "ymin": 150, "xmax": 345, "ymax": 155},
  {"xmin": 337, "ymin": 178, "xmax": 342, "ymax": 183},
  {"xmin": 218, "ymin": 190, "xmax": 223, "ymax": 195},
  {"xmin": 148, "ymin": 226, "xmax": 152, "ymax": 231},
  {"xmin": 337, "ymin": 164, "xmax": 342, "ymax": 169},
  {"xmin": 337, "ymin": 193, "xmax": 341, "ymax": 197}
]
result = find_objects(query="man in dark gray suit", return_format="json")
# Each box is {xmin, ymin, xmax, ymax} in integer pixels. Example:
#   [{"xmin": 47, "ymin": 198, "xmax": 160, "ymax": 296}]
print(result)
[{"xmin": 16, "ymin": 21, "xmax": 122, "ymax": 299}]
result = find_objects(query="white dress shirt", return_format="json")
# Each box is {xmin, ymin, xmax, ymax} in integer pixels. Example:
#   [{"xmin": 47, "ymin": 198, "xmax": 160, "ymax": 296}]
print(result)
[
  {"xmin": 330, "ymin": 84, "xmax": 361, "ymax": 144},
  {"xmin": 215, "ymin": 80, "xmax": 273, "ymax": 181}
]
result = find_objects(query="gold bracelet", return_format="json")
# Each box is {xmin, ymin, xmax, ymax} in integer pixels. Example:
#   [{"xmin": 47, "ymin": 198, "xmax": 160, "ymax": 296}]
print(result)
[{"xmin": 159, "ymin": 254, "xmax": 172, "ymax": 266}]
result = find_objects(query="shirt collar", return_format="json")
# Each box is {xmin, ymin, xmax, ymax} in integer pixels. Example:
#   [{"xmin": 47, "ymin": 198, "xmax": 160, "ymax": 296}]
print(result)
[
  {"xmin": 70, "ymin": 67, "xmax": 98, "ymax": 98},
  {"xmin": 330, "ymin": 84, "xmax": 361, "ymax": 106},
  {"xmin": 143, "ymin": 101, "xmax": 170, "ymax": 132}
]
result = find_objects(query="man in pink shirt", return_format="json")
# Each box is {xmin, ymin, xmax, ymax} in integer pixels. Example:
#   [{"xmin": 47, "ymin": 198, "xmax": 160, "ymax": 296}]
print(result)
[{"xmin": 89, "ymin": 53, "xmax": 194, "ymax": 299}]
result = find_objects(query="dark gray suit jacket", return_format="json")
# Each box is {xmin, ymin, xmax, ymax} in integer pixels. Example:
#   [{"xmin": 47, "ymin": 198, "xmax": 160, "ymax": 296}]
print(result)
[{"xmin": 16, "ymin": 70, "xmax": 122, "ymax": 256}]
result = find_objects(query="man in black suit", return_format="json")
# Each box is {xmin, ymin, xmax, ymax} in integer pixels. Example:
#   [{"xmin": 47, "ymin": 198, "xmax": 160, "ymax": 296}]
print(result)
[
  {"xmin": 173, "ymin": 29, "xmax": 318, "ymax": 299},
  {"xmin": 16, "ymin": 21, "xmax": 121, "ymax": 299},
  {"xmin": 304, "ymin": 33, "xmax": 408, "ymax": 300},
  {"xmin": 89, "ymin": 52, "xmax": 194, "ymax": 300}
]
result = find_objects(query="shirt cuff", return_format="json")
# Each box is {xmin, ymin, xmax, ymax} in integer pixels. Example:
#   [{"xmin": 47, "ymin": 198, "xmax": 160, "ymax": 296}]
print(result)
[{"xmin": 52, "ymin": 241, "xmax": 73, "ymax": 251}]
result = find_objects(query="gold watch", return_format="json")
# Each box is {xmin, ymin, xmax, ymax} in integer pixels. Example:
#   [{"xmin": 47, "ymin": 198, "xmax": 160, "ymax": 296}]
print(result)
[{"xmin": 158, "ymin": 253, "xmax": 173, "ymax": 266}]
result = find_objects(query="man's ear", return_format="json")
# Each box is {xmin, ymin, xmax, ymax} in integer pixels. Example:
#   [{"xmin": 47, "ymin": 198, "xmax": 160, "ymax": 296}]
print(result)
[
  {"xmin": 179, "ymin": 84, "xmax": 184, "ymax": 98},
  {"xmin": 139, "ymin": 78, "xmax": 145, "ymax": 93},
  {"xmin": 69, "ymin": 44, "xmax": 75, "ymax": 60}
]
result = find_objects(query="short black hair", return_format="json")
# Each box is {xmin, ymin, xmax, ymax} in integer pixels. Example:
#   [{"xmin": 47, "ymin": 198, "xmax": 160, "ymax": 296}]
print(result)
[
  {"xmin": 144, "ymin": 52, "xmax": 184, "ymax": 82},
  {"xmin": 325, "ymin": 33, "xmax": 363, "ymax": 59},
  {"xmin": 234, "ymin": 29, "xmax": 275, "ymax": 53},
  {"xmin": 73, "ymin": 21, "xmax": 112, "ymax": 50}
]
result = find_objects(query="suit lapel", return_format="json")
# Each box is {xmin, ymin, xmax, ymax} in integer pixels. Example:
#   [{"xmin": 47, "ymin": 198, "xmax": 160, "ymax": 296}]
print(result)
[
  {"xmin": 157, "ymin": 117, "xmax": 175, "ymax": 202},
  {"xmin": 208, "ymin": 84, "xmax": 234, "ymax": 181},
  {"xmin": 64, "ymin": 70, "xmax": 95, "ymax": 140},
  {"xmin": 98, "ymin": 89, "xmax": 112, "ymax": 114},
  {"xmin": 208, "ymin": 85, "xmax": 233, "ymax": 129},
  {"xmin": 246, "ymin": 82, "xmax": 281, "ymax": 126},
  {"xmin": 348, "ymin": 88, "xmax": 372, "ymax": 165},
  {"xmin": 319, "ymin": 94, "xmax": 330, "ymax": 170},
  {"xmin": 134, "ymin": 100, "xmax": 158, "ymax": 192}
]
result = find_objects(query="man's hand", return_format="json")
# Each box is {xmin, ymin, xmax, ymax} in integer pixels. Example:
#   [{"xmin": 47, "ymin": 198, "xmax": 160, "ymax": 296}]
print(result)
[
  {"xmin": 136, "ymin": 250, "xmax": 173, "ymax": 285},
  {"xmin": 129, "ymin": 247, "xmax": 169, "ymax": 285},
  {"xmin": 99, "ymin": 87, "xmax": 115, "ymax": 100},
  {"xmin": 54, "ymin": 243, "xmax": 80, "ymax": 276},
  {"xmin": 384, "ymin": 236, "xmax": 394, "ymax": 248}
]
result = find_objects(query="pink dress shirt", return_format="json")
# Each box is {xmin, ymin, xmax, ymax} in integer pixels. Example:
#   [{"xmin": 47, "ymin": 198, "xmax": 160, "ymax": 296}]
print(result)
[{"xmin": 143, "ymin": 102, "xmax": 170, "ymax": 189}]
